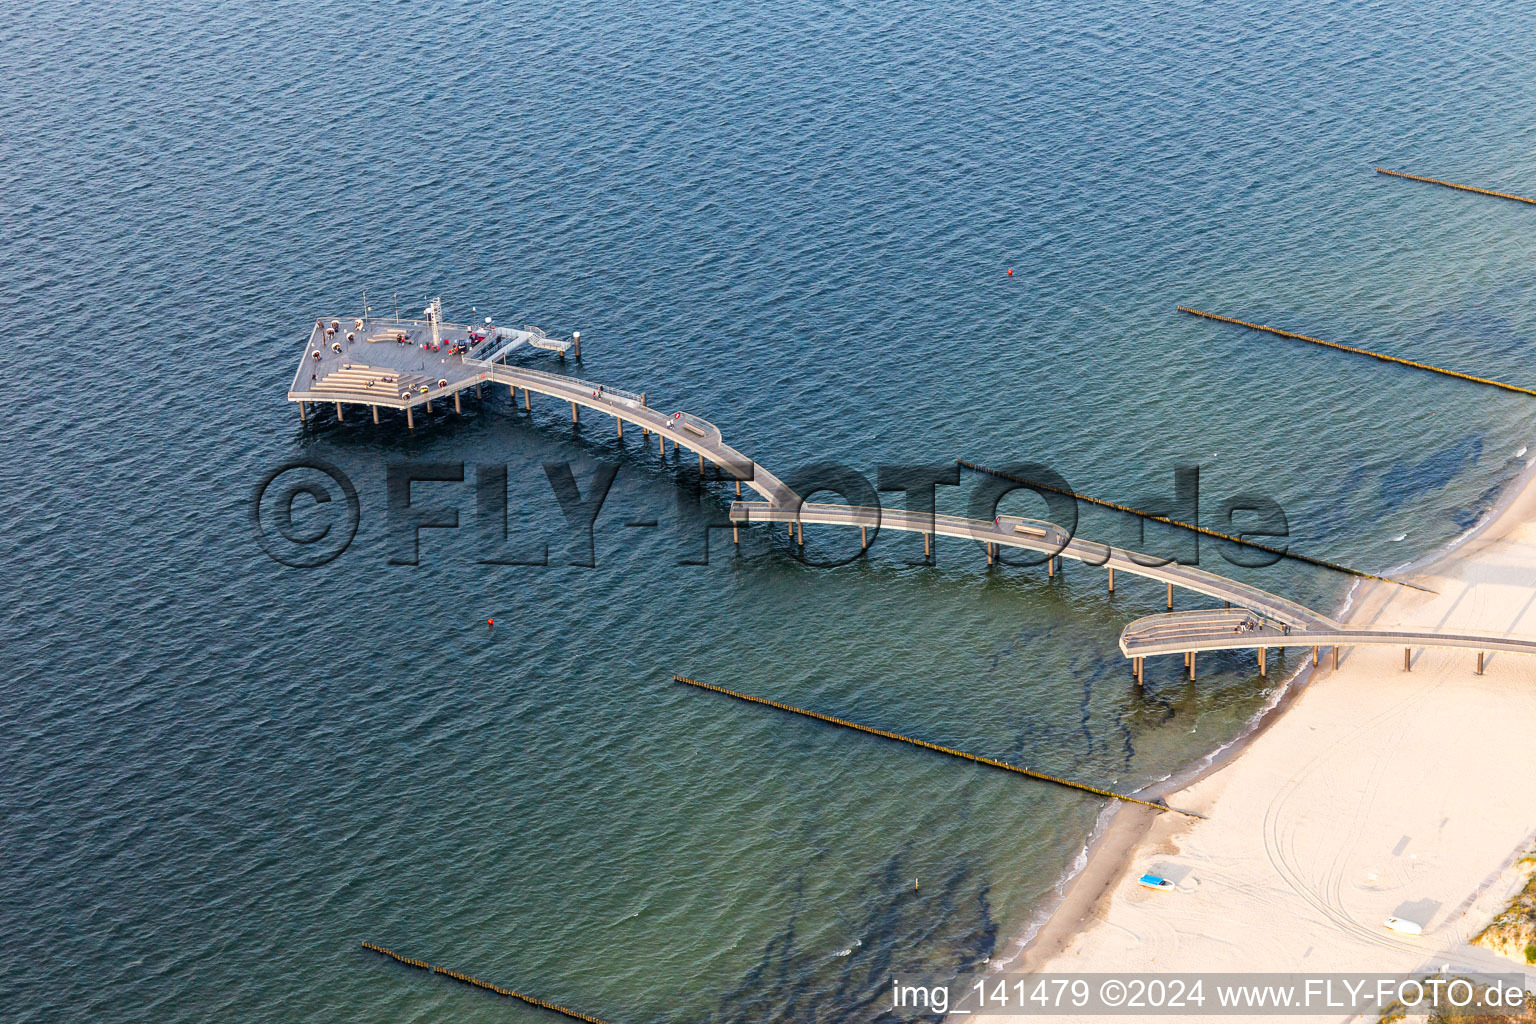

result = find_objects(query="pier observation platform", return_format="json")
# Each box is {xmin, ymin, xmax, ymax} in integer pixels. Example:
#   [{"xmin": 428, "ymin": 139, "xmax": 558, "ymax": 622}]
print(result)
[
  {"xmin": 288, "ymin": 306, "xmax": 1536, "ymax": 683},
  {"xmin": 287, "ymin": 306, "xmax": 795, "ymax": 506}
]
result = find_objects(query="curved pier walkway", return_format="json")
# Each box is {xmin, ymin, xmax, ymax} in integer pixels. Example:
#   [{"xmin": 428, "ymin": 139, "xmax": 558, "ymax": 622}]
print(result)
[
  {"xmin": 289, "ymin": 315, "xmax": 1536, "ymax": 681},
  {"xmin": 478, "ymin": 363, "xmax": 798, "ymax": 507},
  {"xmin": 735, "ymin": 501, "xmax": 1536, "ymax": 679},
  {"xmin": 1118, "ymin": 608, "xmax": 1536, "ymax": 682},
  {"xmin": 729, "ymin": 501, "xmax": 1332, "ymax": 629}
]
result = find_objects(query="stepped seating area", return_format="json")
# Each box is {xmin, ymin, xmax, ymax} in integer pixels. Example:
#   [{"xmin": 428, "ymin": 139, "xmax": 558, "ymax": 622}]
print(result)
[
  {"xmin": 1124, "ymin": 608, "xmax": 1280, "ymax": 649},
  {"xmin": 311, "ymin": 364, "xmax": 430, "ymax": 401}
]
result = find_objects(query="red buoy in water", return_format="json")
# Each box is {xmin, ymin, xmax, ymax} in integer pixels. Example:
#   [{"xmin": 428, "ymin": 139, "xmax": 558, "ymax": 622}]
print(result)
[
  {"xmin": 487, "ymin": 618, "xmax": 495, "ymax": 628},
  {"xmin": 1007, "ymin": 268, "xmax": 1013, "ymax": 277}
]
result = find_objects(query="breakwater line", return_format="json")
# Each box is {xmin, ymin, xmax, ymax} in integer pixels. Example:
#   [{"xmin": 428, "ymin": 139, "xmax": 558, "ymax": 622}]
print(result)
[
  {"xmin": 361, "ymin": 942, "xmax": 615, "ymax": 1023},
  {"xmin": 1375, "ymin": 166, "xmax": 1536, "ymax": 206},
  {"xmin": 673, "ymin": 674, "xmax": 1203, "ymax": 818},
  {"xmin": 1177, "ymin": 305, "xmax": 1536, "ymax": 399}
]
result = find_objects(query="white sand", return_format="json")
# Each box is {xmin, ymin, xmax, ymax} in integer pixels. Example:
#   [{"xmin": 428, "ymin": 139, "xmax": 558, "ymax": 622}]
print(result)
[{"xmin": 1001, "ymin": 474, "xmax": 1536, "ymax": 1021}]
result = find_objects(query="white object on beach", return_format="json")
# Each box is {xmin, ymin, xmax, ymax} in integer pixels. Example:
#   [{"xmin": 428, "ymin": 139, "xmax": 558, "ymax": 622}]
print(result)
[{"xmin": 1383, "ymin": 916, "xmax": 1423, "ymax": 935}]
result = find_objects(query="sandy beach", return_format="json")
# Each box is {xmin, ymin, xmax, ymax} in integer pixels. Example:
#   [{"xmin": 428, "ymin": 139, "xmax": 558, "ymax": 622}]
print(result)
[{"xmin": 996, "ymin": 468, "xmax": 1536, "ymax": 1020}]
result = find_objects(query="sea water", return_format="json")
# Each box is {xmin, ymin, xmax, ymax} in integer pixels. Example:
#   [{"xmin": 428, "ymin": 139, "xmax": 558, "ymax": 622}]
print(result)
[{"xmin": 4, "ymin": 1, "xmax": 1536, "ymax": 1020}]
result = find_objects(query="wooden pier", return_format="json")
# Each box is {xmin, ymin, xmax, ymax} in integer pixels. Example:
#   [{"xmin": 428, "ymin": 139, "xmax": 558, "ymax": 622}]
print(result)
[{"xmin": 288, "ymin": 305, "xmax": 1536, "ymax": 684}]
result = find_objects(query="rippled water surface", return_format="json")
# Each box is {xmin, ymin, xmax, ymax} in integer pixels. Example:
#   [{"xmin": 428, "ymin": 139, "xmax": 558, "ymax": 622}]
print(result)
[{"xmin": 5, "ymin": 1, "xmax": 1536, "ymax": 1021}]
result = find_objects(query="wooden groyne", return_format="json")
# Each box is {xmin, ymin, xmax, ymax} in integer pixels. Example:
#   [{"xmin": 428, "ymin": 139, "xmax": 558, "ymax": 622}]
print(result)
[
  {"xmin": 361, "ymin": 942, "xmax": 615, "ymax": 1023},
  {"xmin": 362, "ymin": 942, "xmax": 432, "ymax": 971},
  {"xmin": 957, "ymin": 459, "xmax": 1429, "ymax": 593},
  {"xmin": 1178, "ymin": 305, "xmax": 1536, "ymax": 399},
  {"xmin": 673, "ymin": 675, "xmax": 1202, "ymax": 818},
  {"xmin": 1376, "ymin": 167, "xmax": 1536, "ymax": 206}
]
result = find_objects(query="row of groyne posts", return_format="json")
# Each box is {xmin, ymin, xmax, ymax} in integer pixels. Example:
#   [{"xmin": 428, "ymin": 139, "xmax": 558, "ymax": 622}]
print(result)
[
  {"xmin": 361, "ymin": 667, "xmax": 1205, "ymax": 1022},
  {"xmin": 1157, "ymin": 170, "xmax": 1536, "ymax": 683},
  {"xmin": 361, "ymin": 943, "xmax": 612, "ymax": 1024}
]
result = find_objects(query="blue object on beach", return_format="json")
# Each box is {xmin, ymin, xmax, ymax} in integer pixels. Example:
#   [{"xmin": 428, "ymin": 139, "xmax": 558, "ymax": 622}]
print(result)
[{"xmin": 1137, "ymin": 874, "xmax": 1176, "ymax": 891}]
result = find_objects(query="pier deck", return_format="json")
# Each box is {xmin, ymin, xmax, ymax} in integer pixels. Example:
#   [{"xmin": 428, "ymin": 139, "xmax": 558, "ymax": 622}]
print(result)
[{"xmin": 289, "ymin": 316, "xmax": 509, "ymax": 410}]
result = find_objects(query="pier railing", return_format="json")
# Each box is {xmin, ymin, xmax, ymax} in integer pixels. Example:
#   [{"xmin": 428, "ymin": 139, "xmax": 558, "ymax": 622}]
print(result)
[{"xmin": 492, "ymin": 364, "xmax": 646, "ymax": 407}]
